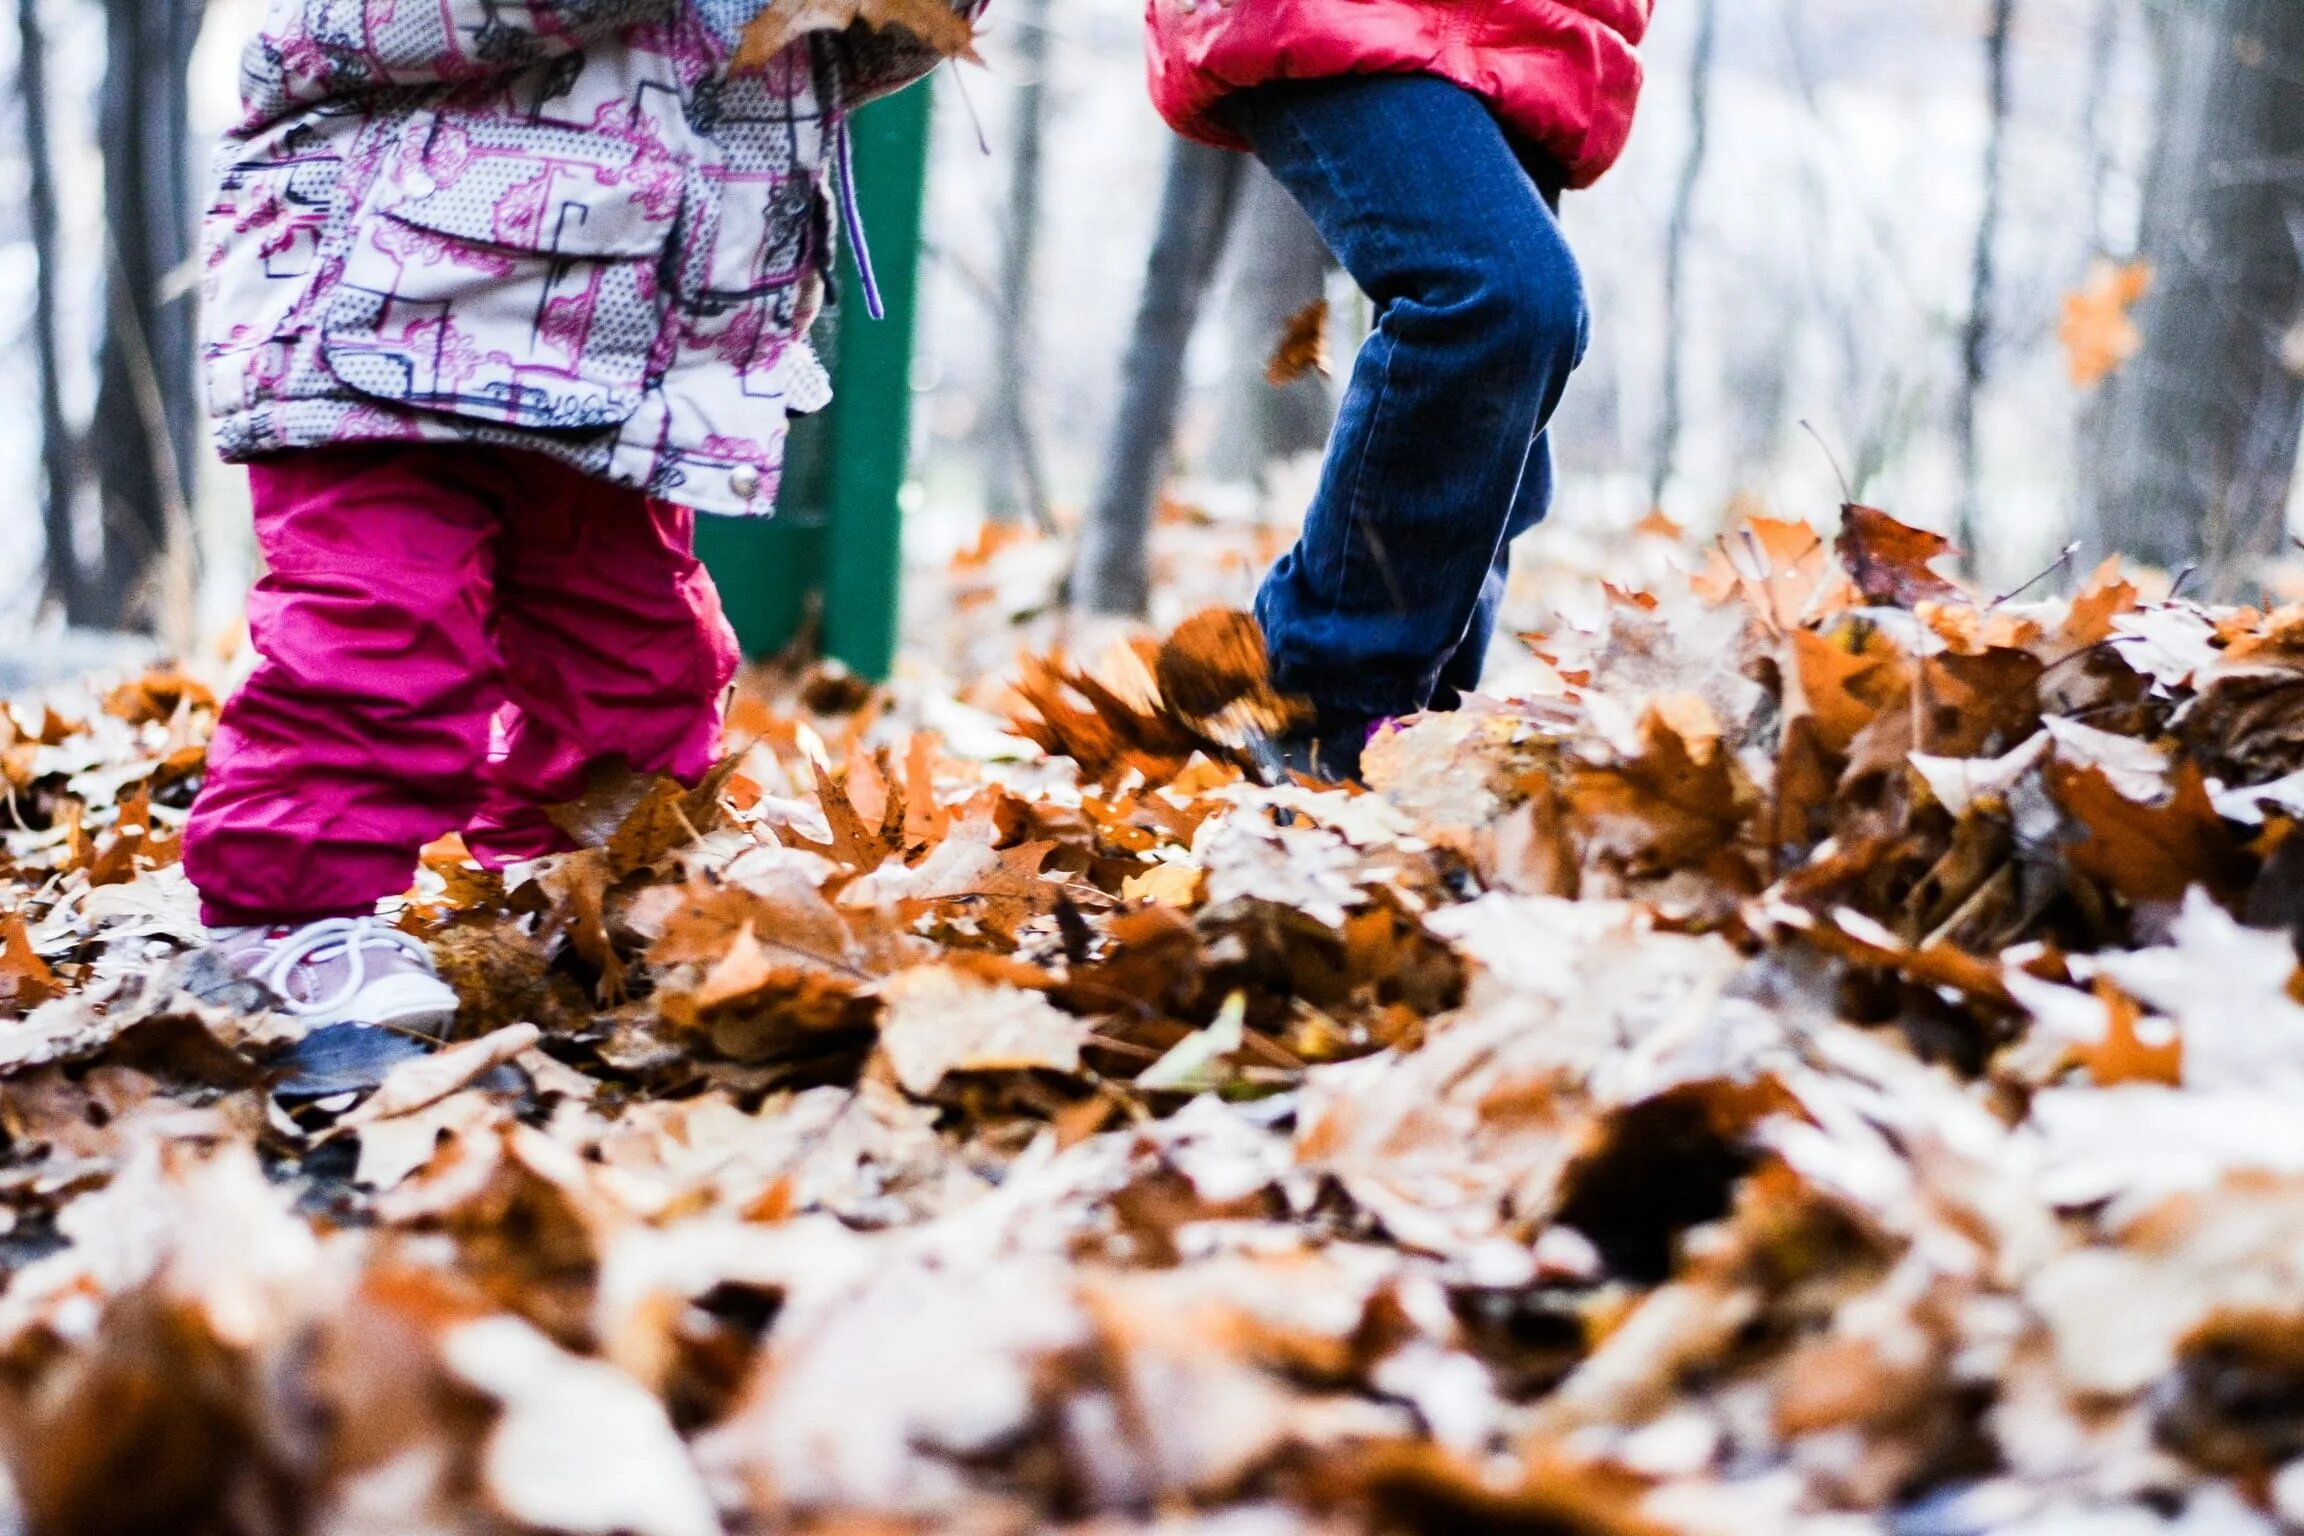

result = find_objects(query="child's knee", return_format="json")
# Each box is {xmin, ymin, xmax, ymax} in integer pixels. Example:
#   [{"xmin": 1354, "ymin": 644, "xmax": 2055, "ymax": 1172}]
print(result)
[{"xmin": 1483, "ymin": 235, "xmax": 1589, "ymax": 378}]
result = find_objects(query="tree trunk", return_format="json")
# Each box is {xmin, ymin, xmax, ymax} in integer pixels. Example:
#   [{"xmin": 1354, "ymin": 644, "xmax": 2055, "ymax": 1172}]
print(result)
[
  {"xmin": 90, "ymin": 0, "xmax": 204, "ymax": 635},
  {"xmin": 20, "ymin": 0, "xmax": 84, "ymax": 622},
  {"xmin": 2080, "ymin": 0, "xmax": 2123, "ymax": 255},
  {"xmin": 1955, "ymin": 0, "xmax": 2015, "ymax": 561},
  {"xmin": 1074, "ymin": 140, "xmax": 1242, "ymax": 617},
  {"xmin": 986, "ymin": 0, "xmax": 1052, "ymax": 530},
  {"xmin": 2068, "ymin": 0, "xmax": 2126, "ymax": 572},
  {"xmin": 1649, "ymin": 0, "xmax": 1719, "ymax": 511},
  {"xmin": 1204, "ymin": 164, "xmax": 1334, "ymax": 484},
  {"xmin": 2084, "ymin": 0, "xmax": 2304, "ymax": 594}
]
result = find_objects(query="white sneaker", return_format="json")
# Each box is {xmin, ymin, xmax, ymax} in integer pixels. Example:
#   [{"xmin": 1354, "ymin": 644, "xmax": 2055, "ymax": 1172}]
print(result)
[{"xmin": 211, "ymin": 916, "xmax": 459, "ymax": 1035}]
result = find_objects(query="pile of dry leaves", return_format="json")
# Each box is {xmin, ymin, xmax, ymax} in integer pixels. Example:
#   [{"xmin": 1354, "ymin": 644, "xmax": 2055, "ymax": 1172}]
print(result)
[{"xmin": 8, "ymin": 503, "xmax": 2304, "ymax": 1535}]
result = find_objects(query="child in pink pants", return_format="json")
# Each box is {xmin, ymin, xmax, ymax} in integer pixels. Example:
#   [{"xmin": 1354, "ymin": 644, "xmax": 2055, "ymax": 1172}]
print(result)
[
  {"xmin": 185, "ymin": 447, "xmax": 739, "ymax": 1029},
  {"xmin": 190, "ymin": 1, "xmax": 959, "ymax": 1030}
]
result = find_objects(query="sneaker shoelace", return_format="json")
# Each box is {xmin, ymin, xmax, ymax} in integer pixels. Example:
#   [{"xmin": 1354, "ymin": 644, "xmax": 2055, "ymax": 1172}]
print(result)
[{"xmin": 252, "ymin": 917, "xmax": 434, "ymax": 1019}]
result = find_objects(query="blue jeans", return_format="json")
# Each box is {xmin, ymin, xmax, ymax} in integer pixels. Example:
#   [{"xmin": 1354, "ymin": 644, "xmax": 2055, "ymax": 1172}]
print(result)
[{"xmin": 1232, "ymin": 74, "xmax": 1588, "ymax": 725}]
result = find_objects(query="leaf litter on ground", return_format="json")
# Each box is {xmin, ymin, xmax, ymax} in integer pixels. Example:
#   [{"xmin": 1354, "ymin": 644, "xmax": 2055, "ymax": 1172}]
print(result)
[{"xmin": 14, "ymin": 501, "xmax": 2304, "ymax": 1531}]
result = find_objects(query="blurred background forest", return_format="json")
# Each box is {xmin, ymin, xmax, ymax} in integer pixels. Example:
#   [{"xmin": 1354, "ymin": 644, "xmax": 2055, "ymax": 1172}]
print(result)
[{"xmin": 1, "ymin": 0, "xmax": 2300, "ymax": 671}]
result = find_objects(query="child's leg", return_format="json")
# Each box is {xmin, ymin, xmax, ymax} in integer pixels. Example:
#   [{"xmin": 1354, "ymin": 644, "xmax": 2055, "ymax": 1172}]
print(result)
[
  {"xmin": 1434, "ymin": 435, "xmax": 1555, "ymax": 707},
  {"xmin": 1230, "ymin": 73, "xmax": 1587, "ymax": 727},
  {"xmin": 462, "ymin": 464, "xmax": 741, "ymax": 867},
  {"xmin": 184, "ymin": 444, "xmax": 514, "ymax": 927}
]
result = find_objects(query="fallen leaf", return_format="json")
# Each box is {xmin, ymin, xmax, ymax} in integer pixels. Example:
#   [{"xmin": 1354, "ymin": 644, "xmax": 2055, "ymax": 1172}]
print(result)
[
  {"xmin": 545, "ymin": 756, "xmax": 741, "ymax": 876},
  {"xmin": 2073, "ymin": 980, "xmax": 2183, "ymax": 1088},
  {"xmin": 2064, "ymin": 555, "xmax": 2141, "ymax": 647},
  {"xmin": 782, "ymin": 758, "xmax": 908, "ymax": 873},
  {"xmin": 354, "ymin": 1092, "xmax": 506, "ymax": 1190},
  {"xmin": 874, "ymin": 963, "xmax": 1086, "ymax": 1095},
  {"xmin": 1708, "ymin": 515, "xmax": 1852, "ymax": 629},
  {"xmin": 444, "ymin": 1315, "xmax": 720, "ymax": 1536},
  {"xmin": 79, "ymin": 781, "xmax": 161, "ymax": 888},
  {"xmin": 2095, "ymin": 889, "xmax": 2304, "ymax": 1089},
  {"xmin": 1154, "ymin": 608, "xmax": 1309, "ymax": 764},
  {"xmin": 1909, "ymin": 730, "xmax": 2050, "ymax": 817},
  {"xmin": 102, "ymin": 670, "xmax": 216, "ymax": 727},
  {"xmin": 657, "ymin": 921, "xmax": 876, "ymax": 1063},
  {"xmin": 1570, "ymin": 706, "xmax": 1753, "ymax": 874},
  {"xmin": 342, "ymin": 1024, "xmax": 543, "ymax": 1128},
  {"xmin": 2049, "ymin": 759, "xmax": 2251, "ymax": 903},
  {"xmin": 1136, "ymin": 991, "xmax": 1247, "ymax": 1092},
  {"xmin": 2111, "ymin": 606, "xmax": 2223, "ymax": 691},
  {"xmin": 0, "ymin": 909, "xmax": 62, "ymax": 1015},
  {"xmin": 1122, "ymin": 861, "xmax": 1203, "ymax": 908},
  {"xmin": 1788, "ymin": 626, "xmax": 1903, "ymax": 756},
  {"xmin": 2044, "ymin": 715, "xmax": 2172, "ymax": 803},
  {"xmin": 846, "ymin": 814, "xmax": 1059, "ymax": 943},
  {"xmin": 1835, "ymin": 504, "xmax": 1960, "ymax": 608}
]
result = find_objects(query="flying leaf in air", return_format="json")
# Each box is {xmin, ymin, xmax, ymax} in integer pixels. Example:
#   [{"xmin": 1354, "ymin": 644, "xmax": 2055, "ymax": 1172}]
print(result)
[
  {"xmin": 2060, "ymin": 259, "xmax": 2152, "ymax": 389},
  {"xmin": 1265, "ymin": 299, "xmax": 1330, "ymax": 387},
  {"xmin": 734, "ymin": 0, "xmax": 981, "ymax": 71}
]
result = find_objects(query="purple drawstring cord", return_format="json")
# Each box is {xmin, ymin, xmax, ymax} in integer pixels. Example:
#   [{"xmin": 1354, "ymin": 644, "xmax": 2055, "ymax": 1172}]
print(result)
[{"xmin": 831, "ymin": 110, "xmax": 886, "ymax": 322}]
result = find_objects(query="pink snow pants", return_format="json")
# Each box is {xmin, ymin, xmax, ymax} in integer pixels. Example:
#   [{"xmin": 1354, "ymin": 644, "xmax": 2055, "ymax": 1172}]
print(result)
[{"xmin": 184, "ymin": 443, "xmax": 742, "ymax": 927}]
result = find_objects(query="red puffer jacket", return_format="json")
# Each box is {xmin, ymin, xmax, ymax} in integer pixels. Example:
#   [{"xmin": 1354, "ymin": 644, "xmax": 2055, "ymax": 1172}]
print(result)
[{"xmin": 1145, "ymin": 0, "xmax": 1652, "ymax": 189}]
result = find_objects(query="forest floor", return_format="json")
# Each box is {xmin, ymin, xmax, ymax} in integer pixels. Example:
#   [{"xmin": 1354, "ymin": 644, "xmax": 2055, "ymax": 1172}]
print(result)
[{"xmin": 5, "ymin": 498, "xmax": 2304, "ymax": 1535}]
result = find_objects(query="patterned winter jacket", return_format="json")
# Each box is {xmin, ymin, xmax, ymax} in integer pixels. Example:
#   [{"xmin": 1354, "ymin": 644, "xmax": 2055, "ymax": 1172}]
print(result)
[{"xmin": 202, "ymin": 1, "xmax": 951, "ymax": 516}]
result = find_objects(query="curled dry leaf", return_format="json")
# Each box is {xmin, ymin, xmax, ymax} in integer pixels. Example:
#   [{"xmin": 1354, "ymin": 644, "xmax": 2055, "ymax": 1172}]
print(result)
[{"xmin": 341, "ymin": 1024, "xmax": 542, "ymax": 1128}]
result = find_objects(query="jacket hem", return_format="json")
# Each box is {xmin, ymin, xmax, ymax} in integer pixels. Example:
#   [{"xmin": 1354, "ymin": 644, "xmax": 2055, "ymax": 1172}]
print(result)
[{"xmin": 211, "ymin": 405, "xmax": 782, "ymax": 520}]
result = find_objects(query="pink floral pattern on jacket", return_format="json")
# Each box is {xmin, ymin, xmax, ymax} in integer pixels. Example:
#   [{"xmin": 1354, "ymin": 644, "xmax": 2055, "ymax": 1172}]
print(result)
[{"xmin": 202, "ymin": 1, "xmax": 952, "ymax": 515}]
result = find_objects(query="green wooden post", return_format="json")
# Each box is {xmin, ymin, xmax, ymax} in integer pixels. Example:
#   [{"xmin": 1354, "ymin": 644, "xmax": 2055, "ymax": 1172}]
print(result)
[
  {"xmin": 695, "ymin": 83, "xmax": 933, "ymax": 681},
  {"xmin": 819, "ymin": 83, "xmax": 933, "ymax": 682}
]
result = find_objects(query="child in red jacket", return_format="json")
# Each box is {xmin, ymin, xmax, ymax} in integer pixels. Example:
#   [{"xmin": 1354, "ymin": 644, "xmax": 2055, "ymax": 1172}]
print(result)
[{"xmin": 1146, "ymin": 0, "xmax": 1651, "ymax": 777}]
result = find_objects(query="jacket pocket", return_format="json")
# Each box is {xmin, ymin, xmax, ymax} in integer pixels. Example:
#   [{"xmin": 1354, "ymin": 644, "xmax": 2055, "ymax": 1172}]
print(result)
[{"xmin": 320, "ymin": 114, "xmax": 681, "ymax": 432}]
